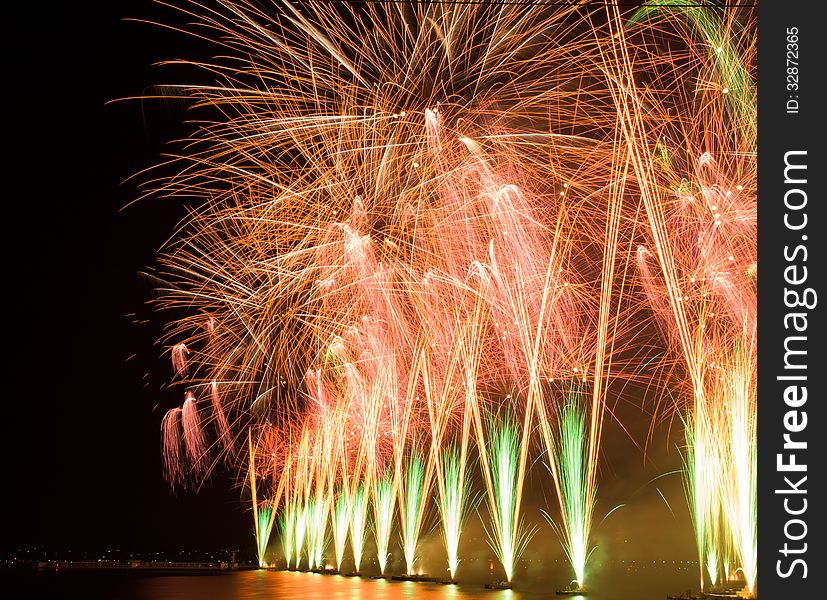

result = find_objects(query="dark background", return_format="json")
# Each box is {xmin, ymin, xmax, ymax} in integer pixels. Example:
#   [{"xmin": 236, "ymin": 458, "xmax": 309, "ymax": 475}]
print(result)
[{"xmin": 8, "ymin": 1, "xmax": 250, "ymax": 558}]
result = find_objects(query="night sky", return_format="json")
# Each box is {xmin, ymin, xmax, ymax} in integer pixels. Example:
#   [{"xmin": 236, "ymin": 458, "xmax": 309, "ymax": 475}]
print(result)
[
  {"xmin": 8, "ymin": 1, "xmax": 692, "ymax": 561},
  {"xmin": 9, "ymin": 1, "xmax": 250, "ymax": 557}
]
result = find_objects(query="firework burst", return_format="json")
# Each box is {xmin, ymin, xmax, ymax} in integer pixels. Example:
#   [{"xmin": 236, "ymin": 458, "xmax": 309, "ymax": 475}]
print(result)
[{"xmin": 138, "ymin": 1, "xmax": 756, "ymax": 593}]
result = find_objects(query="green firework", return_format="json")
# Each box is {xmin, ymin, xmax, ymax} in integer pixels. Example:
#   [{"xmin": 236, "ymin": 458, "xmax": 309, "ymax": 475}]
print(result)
[
  {"xmin": 280, "ymin": 502, "xmax": 295, "ymax": 568},
  {"xmin": 308, "ymin": 496, "xmax": 327, "ymax": 569},
  {"xmin": 294, "ymin": 503, "xmax": 308, "ymax": 569},
  {"xmin": 438, "ymin": 443, "xmax": 471, "ymax": 580},
  {"xmin": 628, "ymin": 0, "xmax": 755, "ymax": 148},
  {"xmin": 682, "ymin": 412, "xmax": 714, "ymax": 590},
  {"xmin": 400, "ymin": 454, "xmax": 425, "ymax": 575},
  {"xmin": 484, "ymin": 410, "xmax": 530, "ymax": 582},
  {"xmin": 331, "ymin": 488, "xmax": 350, "ymax": 571},
  {"xmin": 373, "ymin": 472, "xmax": 395, "ymax": 574},
  {"xmin": 256, "ymin": 505, "xmax": 274, "ymax": 567},
  {"xmin": 547, "ymin": 395, "xmax": 595, "ymax": 588}
]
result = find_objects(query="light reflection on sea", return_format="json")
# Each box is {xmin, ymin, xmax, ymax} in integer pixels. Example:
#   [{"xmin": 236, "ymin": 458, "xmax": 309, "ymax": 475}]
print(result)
[{"xmin": 20, "ymin": 564, "xmax": 701, "ymax": 600}]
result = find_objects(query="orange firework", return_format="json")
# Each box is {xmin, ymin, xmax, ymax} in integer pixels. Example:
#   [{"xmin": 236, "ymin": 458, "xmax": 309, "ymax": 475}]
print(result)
[{"xmin": 135, "ymin": 1, "xmax": 755, "ymax": 593}]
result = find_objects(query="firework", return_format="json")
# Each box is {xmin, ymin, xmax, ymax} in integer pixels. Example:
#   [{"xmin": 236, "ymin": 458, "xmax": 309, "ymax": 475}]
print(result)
[
  {"xmin": 399, "ymin": 453, "xmax": 427, "ymax": 576},
  {"xmin": 435, "ymin": 443, "xmax": 472, "ymax": 581},
  {"xmin": 280, "ymin": 501, "xmax": 295, "ymax": 569},
  {"xmin": 618, "ymin": 3, "xmax": 756, "ymax": 592},
  {"xmin": 331, "ymin": 488, "xmax": 349, "ymax": 572},
  {"xmin": 545, "ymin": 389, "xmax": 595, "ymax": 589},
  {"xmin": 682, "ymin": 413, "xmax": 718, "ymax": 589},
  {"xmin": 138, "ymin": 1, "xmax": 756, "ymax": 593},
  {"xmin": 372, "ymin": 473, "xmax": 395, "ymax": 576},
  {"xmin": 350, "ymin": 483, "xmax": 368, "ymax": 573},
  {"xmin": 721, "ymin": 340, "xmax": 757, "ymax": 592},
  {"xmin": 249, "ymin": 434, "xmax": 275, "ymax": 567},
  {"xmin": 482, "ymin": 410, "xmax": 530, "ymax": 583},
  {"xmin": 256, "ymin": 506, "xmax": 274, "ymax": 567},
  {"xmin": 308, "ymin": 496, "xmax": 327, "ymax": 569},
  {"xmin": 293, "ymin": 504, "xmax": 308, "ymax": 570},
  {"xmin": 161, "ymin": 407, "xmax": 183, "ymax": 486}
]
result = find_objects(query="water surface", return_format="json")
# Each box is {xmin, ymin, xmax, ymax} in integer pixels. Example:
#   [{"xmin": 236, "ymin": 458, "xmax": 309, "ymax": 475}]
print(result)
[{"xmin": 18, "ymin": 565, "xmax": 699, "ymax": 599}]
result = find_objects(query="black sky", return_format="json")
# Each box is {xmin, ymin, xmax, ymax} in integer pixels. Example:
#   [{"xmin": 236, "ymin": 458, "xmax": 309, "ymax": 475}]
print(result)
[
  {"xmin": 9, "ymin": 1, "xmax": 250, "ymax": 556},
  {"xmin": 8, "ymin": 1, "xmax": 693, "ymax": 561}
]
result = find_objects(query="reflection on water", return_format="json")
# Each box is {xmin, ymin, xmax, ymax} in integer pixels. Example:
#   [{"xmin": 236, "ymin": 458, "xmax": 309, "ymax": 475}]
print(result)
[{"xmin": 22, "ymin": 567, "xmax": 697, "ymax": 600}]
